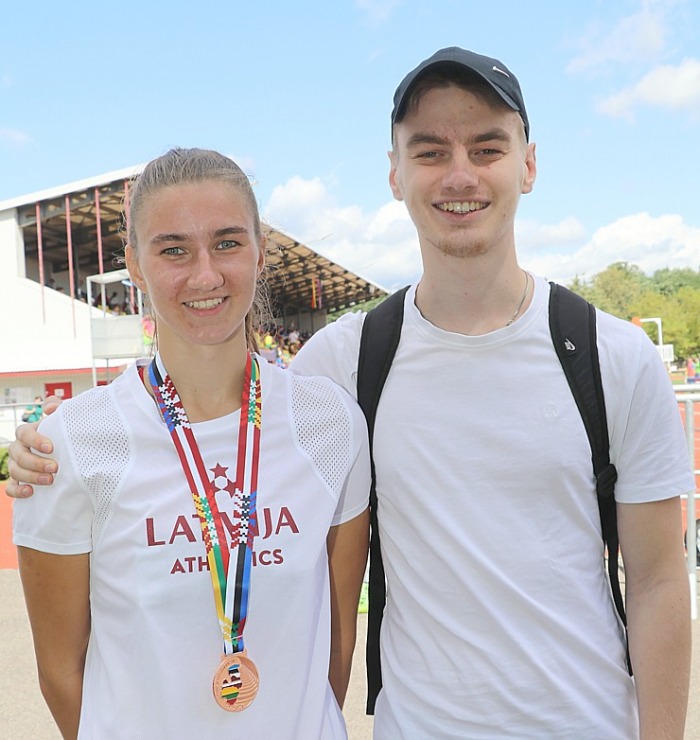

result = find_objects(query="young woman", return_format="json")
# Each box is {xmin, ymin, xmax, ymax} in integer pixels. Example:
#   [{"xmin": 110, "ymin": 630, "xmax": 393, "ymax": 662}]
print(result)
[{"xmin": 12, "ymin": 148, "xmax": 370, "ymax": 739}]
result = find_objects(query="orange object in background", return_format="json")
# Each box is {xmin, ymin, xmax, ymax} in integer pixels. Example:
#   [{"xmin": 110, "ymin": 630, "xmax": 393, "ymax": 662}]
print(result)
[{"xmin": 0, "ymin": 483, "xmax": 18, "ymax": 569}]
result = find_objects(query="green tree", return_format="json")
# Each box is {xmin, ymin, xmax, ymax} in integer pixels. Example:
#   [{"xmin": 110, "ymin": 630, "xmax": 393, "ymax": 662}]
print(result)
[
  {"xmin": 0, "ymin": 447, "xmax": 9, "ymax": 481},
  {"xmin": 651, "ymin": 267, "xmax": 700, "ymax": 297},
  {"xmin": 586, "ymin": 262, "xmax": 649, "ymax": 318},
  {"xmin": 566, "ymin": 264, "xmax": 700, "ymax": 365},
  {"xmin": 328, "ymin": 294, "xmax": 386, "ymax": 322}
]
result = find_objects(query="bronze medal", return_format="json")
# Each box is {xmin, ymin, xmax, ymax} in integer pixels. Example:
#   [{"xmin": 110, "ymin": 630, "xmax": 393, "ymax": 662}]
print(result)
[{"xmin": 213, "ymin": 650, "xmax": 259, "ymax": 711}]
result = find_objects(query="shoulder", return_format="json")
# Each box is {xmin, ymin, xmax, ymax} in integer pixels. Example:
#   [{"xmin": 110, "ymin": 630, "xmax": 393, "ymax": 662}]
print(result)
[
  {"xmin": 42, "ymin": 367, "xmax": 135, "ymax": 447},
  {"xmin": 293, "ymin": 311, "xmax": 365, "ymax": 365},
  {"xmin": 261, "ymin": 359, "xmax": 369, "ymax": 495},
  {"xmin": 290, "ymin": 311, "xmax": 366, "ymax": 397},
  {"xmin": 289, "ymin": 367, "xmax": 365, "ymax": 428},
  {"xmin": 546, "ymin": 284, "xmax": 655, "ymax": 366},
  {"xmin": 594, "ymin": 306, "xmax": 661, "ymax": 369},
  {"xmin": 259, "ymin": 353, "xmax": 360, "ymax": 415},
  {"xmin": 265, "ymin": 356, "xmax": 366, "ymax": 443}
]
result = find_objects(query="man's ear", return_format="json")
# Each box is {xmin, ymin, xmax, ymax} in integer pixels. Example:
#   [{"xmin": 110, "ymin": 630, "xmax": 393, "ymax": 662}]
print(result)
[
  {"xmin": 125, "ymin": 245, "xmax": 147, "ymax": 293},
  {"xmin": 388, "ymin": 150, "xmax": 404, "ymax": 202},
  {"xmin": 521, "ymin": 142, "xmax": 537, "ymax": 195}
]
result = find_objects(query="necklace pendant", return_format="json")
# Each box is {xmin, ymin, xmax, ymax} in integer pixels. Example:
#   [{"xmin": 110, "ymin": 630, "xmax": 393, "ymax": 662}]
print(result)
[{"xmin": 213, "ymin": 649, "xmax": 260, "ymax": 711}]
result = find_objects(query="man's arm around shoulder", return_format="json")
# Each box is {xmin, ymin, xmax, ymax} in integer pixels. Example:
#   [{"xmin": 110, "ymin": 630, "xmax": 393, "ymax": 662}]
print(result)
[{"xmin": 6, "ymin": 396, "xmax": 61, "ymax": 498}]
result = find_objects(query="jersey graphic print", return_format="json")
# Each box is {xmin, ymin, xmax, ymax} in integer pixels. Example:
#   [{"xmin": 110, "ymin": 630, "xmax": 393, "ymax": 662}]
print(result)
[{"xmin": 144, "ymin": 463, "xmax": 299, "ymax": 574}]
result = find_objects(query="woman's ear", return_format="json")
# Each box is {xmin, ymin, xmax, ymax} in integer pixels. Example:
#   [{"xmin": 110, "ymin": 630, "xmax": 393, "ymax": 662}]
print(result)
[
  {"xmin": 257, "ymin": 234, "xmax": 267, "ymax": 279},
  {"xmin": 125, "ymin": 245, "xmax": 147, "ymax": 293}
]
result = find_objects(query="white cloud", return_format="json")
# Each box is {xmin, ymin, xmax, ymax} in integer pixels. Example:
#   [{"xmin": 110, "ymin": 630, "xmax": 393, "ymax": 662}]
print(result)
[
  {"xmin": 0, "ymin": 128, "xmax": 32, "ymax": 145},
  {"xmin": 567, "ymin": 3, "xmax": 669, "ymax": 74},
  {"xmin": 354, "ymin": 0, "xmax": 400, "ymax": 25},
  {"xmin": 516, "ymin": 217, "xmax": 587, "ymax": 251},
  {"xmin": 522, "ymin": 213, "xmax": 700, "ymax": 284},
  {"xmin": 263, "ymin": 177, "xmax": 700, "ymax": 291},
  {"xmin": 598, "ymin": 58, "xmax": 700, "ymax": 119},
  {"xmin": 263, "ymin": 175, "xmax": 421, "ymax": 290}
]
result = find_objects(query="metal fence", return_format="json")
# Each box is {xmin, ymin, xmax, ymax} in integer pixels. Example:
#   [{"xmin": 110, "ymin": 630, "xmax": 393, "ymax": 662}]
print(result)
[
  {"xmin": 0, "ymin": 403, "xmax": 43, "ymax": 446},
  {"xmin": 675, "ymin": 386, "xmax": 699, "ymax": 618}
]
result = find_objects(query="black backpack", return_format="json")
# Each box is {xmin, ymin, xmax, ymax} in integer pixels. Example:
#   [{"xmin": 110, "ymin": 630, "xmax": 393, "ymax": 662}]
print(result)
[{"xmin": 356, "ymin": 282, "xmax": 629, "ymax": 714}]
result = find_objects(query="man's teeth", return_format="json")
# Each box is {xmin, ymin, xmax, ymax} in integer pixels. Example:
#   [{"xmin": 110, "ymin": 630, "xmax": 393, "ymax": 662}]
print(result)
[
  {"xmin": 438, "ymin": 201, "xmax": 486, "ymax": 213},
  {"xmin": 186, "ymin": 298, "xmax": 224, "ymax": 309}
]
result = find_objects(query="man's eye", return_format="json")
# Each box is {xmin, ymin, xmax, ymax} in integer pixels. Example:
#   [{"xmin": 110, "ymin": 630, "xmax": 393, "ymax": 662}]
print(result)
[
  {"xmin": 218, "ymin": 239, "xmax": 239, "ymax": 249},
  {"xmin": 162, "ymin": 246, "xmax": 184, "ymax": 255},
  {"xmin": 416, "ymin": 151, "xmax": 440, "ymax": 159}
]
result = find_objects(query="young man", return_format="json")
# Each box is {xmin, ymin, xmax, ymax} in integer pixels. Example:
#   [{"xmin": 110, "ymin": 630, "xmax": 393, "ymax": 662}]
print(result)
[{"xmin": 8, "ymin": 48, "xmax": 693, "ymax": 738}]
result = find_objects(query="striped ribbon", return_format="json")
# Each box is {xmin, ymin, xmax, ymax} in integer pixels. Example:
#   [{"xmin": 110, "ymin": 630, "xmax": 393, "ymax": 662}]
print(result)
[{"xmin": 147, "ymin": 352, "xmax": 262, "ymax": 656}]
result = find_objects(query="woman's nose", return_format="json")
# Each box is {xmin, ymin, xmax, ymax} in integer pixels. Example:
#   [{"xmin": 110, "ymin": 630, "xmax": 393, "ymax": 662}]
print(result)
[{"xmin": 187, "ymin": 251, "xmax": 224, "ymax": 291}]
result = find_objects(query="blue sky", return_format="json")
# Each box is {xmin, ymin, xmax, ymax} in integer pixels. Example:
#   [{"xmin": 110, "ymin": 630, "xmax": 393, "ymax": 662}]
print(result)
[{"xmin": 2, "ymin": 0, "xmax": 699, "ymax": 290}]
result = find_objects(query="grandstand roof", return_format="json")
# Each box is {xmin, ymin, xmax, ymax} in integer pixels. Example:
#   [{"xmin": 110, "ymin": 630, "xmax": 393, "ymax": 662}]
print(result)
[{"xmin": 3, "ymin": 167, "xmax": 386, "ymax": 315}]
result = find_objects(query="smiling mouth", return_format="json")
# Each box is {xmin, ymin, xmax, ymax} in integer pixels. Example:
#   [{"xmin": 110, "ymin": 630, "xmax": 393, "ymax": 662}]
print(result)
[
  {"xmin": 436, "ymin": 201, "xmax": 487, "ymax": 213},
  {"xmin": 185, "ymin": 297, "xmax": 225, "ymax": 309}
]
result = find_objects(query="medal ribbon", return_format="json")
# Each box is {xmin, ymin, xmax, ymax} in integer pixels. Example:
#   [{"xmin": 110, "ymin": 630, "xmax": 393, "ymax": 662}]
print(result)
[{"xmin": 147, "ymin": 352, "xmax": 262, "ymax": 656}]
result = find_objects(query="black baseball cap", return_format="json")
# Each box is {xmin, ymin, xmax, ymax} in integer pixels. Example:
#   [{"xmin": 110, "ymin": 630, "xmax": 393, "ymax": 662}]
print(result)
[{"xmin": 391, "ymin": 47, "xmax": 530, "ymax": 141}]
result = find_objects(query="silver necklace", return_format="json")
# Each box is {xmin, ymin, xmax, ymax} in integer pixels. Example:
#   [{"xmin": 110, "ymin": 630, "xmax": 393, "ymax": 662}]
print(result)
[{"xmin": 504, "ymin": 270, "xmax": 530, "ymax": 327}]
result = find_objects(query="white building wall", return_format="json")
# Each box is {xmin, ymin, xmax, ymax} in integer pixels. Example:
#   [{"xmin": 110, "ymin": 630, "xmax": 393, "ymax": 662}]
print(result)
[
  {"xmin": 0, "ymin": 271, "xmax": 101, "ymax": 373},
  {"xmin": 0, "ymin": 206, "xmax": 145, "ymax": 376},
  {"xmin": 0, "ymin": 207, "xmax": 25, "ymax": 279}
]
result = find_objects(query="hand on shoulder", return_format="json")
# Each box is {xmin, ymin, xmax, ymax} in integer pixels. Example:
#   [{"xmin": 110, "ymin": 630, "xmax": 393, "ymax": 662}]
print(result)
[{"xmin": 5, "ymin": 396, "xmax": 61, "ymax": 498}]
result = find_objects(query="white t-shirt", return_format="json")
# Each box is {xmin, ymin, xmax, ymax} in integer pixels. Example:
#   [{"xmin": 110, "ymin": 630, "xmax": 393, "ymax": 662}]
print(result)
[
  {"xmin": 291, "ymin": 276, "xmax": 694, "ymax": 739},
  {"xmin": 13, "ymin": 356, "xmax": 370, "ymax": 740}
]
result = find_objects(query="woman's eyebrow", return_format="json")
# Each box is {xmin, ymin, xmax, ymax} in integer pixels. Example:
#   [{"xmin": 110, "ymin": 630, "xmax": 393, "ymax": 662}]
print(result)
[{"xmin": 149, "ymin": 225, "xmax": 249, "ymax": 244}]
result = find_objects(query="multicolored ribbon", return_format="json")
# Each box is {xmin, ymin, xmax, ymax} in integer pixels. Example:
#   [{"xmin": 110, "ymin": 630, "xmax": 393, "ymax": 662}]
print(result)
[{"xmin": 147, "ymin": 352, "xmax": 262, "ymax": 657}]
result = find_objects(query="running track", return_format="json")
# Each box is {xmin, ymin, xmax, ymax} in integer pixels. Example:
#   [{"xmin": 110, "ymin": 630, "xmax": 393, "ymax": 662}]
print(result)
[{"xmin": 0, "ymin": 483, "xmax": 16, "ymax": 569}]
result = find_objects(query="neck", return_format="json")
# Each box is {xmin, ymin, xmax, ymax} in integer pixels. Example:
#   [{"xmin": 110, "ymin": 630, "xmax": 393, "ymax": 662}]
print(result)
[
  {"xmin": 415, "ymin": 254, "xmax": 531, "ymax": 335},
  {"xmin": 148, "ymin": 343, "xmax": 249, "ymax": 422}
]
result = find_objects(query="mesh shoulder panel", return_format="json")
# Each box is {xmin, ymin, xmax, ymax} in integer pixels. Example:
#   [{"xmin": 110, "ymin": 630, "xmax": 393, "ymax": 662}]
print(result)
[
  {"xmin": 290, "ymin": 375, "xmax": 353, "ymax": 494},
  {"xmin": 62, "ymin": 388, "xmax": 131, "ymax": 543}
]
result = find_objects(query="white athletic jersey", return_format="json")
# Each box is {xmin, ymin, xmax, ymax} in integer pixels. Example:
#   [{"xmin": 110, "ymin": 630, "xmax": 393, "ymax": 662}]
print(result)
[
  {"xmin": 13, "ymin": 357, "xmax": 370, "ymax": 740},
  {"xmin": 291, "ymin": 276, "xmax": 694, "ymax": 739}
]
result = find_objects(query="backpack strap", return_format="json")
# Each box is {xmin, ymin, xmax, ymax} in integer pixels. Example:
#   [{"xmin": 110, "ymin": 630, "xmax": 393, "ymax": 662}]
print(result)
[
  {"xmin": 548, "ymin": 282, "xmax": 630, "ymax": 672},
  {"xmin": 356, "ymin": 285, "xmax": 409, "ymax": 714}
]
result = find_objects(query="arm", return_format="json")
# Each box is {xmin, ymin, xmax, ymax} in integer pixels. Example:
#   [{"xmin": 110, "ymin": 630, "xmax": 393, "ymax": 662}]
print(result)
[
  {"xmin": 618, "ymin": 497, "xmax": 691, "ymax": 740},
  {"xmin": 6, "ymin": 396, "xmax": 62, "ymax": 498},
  {"xmin": 326, "ymin": 508, "xmax": 369, "ymax": 708},
  {"xmin": 18, "ymin": 547, "xmax": 90, "ymax": 739}
]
